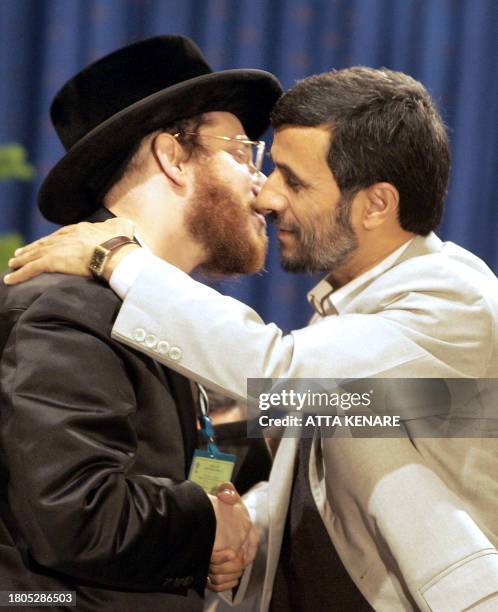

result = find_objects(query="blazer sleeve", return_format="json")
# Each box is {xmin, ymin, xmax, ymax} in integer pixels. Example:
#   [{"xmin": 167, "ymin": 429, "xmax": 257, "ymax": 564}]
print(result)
[
  {"xmin": 111, "ymin": 257, "xmax": 437, "ymax": 403},
  {"xmin": 0, "ymin": 287, "xmax": 215, "ymax": 594}
]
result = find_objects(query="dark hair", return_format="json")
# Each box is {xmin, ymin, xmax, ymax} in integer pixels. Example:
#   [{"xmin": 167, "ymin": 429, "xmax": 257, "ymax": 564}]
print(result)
[{"xmin": 271, "ymin": 67, "xmax": 451, "ymax": 235}]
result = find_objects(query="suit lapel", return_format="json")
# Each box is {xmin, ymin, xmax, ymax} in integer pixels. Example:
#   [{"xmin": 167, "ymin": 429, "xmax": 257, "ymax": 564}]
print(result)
[
  {"xmin": 263, "ymin": 436, "xmax": 299, "ymax": 606},
  {"xmin": 163, "ymin": 368, "xmax": 198, "ymax": 473}
]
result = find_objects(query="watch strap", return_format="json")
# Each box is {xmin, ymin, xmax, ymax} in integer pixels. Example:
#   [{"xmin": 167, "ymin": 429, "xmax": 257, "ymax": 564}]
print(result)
[
  {"xmin": 89, "ymin": 235, "xmax": 136, "ymax": 278},
  {"xmin": 100, "ymin": 236, "xmax": 135, "ymax": 252}
]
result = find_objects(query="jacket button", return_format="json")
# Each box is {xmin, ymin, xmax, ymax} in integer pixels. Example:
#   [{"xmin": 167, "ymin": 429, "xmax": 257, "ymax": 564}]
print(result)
[
  {"xmin": 133, "ymin": 328, "xmax": 146, "ymax": 342},
  {"xmin": 144, "ymin": 334, "xmax": 157, "ymax": 348},
  {"xmin": 157, "ymin": 340, "xmax": 170, "ymax": 355},
  {"xmin": 168, "ymin": 346, "xmax": 182, "ymax": 361}
]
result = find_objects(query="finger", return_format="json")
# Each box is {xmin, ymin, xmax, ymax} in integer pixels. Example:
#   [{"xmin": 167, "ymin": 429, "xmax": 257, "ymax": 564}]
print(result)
[
  {"xmin": 209, "ymin": 560, "xmax": 244, "ymax": 574},
  {"xmin": 14, "ymin": 241, "xmax": 43, "ymax": 256},
  {"xmin": 14, "ymin": 225, "xmax": 74, "ymax": 256},
  {"xmin": 216, "ymin": 482, "xmax": 240, "ymax": 505},
  {"xmin": 208, "ymin": 571, "xmax": 243, "ymax": 585},
  {"xmin": 210, "ymin": 549, "xmax": 237, "ymax": 565},
  {"xmin": 14, "ymin": 239, "xmax": 56, "ymax": 257},
  {"xmin": 4, "ymin": 258, "xmax": 51, "ymax": 285},
  {"xmin": 206, "ymin": 579, "xmax": 240, "ymax": 593},
  {"xmin": 8, "ymin": 247, "xmax": 46, "ymax": 270},
  {"xmin": 217, "ymin": 481, "xmax": 237, "ymax": 494}
]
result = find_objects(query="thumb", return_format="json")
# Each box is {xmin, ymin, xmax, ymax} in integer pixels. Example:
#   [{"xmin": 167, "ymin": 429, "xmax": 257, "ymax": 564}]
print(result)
[{"xmin": 216, "ymin": 482, "xmax": 240, "ymax": 505}]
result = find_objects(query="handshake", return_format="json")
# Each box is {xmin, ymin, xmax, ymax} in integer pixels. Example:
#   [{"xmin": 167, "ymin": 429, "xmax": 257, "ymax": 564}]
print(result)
[{"xmin": 207, "ymin": 483, "xmax": 259, "ymax": 593}]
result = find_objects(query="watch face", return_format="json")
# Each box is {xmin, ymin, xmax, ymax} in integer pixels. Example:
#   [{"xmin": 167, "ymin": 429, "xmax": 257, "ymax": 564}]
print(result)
[{"xmin": 89, "ymin": 245, "xmax": 108, "ymax": 275}]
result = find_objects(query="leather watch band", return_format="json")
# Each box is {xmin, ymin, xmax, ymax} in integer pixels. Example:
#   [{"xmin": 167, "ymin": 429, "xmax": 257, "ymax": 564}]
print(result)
[
  {"xmin": 88, "ymin": 235, "xmax": 136, "ymax": 278},
  {"xmin": 100, "ymin": 236, "xmax": 135, "ymax": 252}
]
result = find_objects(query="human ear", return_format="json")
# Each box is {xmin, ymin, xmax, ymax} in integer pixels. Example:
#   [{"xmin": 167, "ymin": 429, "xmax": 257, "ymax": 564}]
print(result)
[
  {"xmin": 152, "ymin": 132, "xmax": 187, "ymax": 188},
  {"xmin": 363, "ymin": 182, "xmax": 399, "ymax": 230}
]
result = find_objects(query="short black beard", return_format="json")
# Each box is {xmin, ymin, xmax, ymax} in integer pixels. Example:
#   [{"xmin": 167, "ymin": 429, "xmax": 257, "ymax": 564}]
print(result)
[{"xmin": 279, "ymin": 193, "xmax": 358, "ymax": 274}]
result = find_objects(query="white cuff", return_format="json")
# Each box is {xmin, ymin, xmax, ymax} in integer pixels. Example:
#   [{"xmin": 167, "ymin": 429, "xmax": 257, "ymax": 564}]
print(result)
[{"xmin": 109, "ymin": 247, "xmax": 153, "ymax": 299}]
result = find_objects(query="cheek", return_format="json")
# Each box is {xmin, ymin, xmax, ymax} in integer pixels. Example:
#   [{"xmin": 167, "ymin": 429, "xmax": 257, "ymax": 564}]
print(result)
[
  {"xmin": 285, "ymin": 194, "xmax": 313, "ymax": 227},
  {"xmin": 216, "ymin": 154, "xmax": 253, "ymax": 191},
  {"xmin": 300, "ymin": 193, "xmax": 333, "ymax": 226}
]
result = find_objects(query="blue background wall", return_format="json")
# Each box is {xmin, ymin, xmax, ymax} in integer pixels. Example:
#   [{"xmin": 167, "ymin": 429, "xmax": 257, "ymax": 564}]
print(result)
[{"xmin": 0, "ymin": 0, "xmax": 496, "ymax": 331}]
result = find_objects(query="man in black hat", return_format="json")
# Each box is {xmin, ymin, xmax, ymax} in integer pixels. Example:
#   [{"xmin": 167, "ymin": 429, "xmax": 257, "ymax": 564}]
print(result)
[
  {"xmin": 9, "ymin": 65, "xmax": 498, "ymax": 612},
  {"xmin": 0, "ymin": 35, "xmax": 281, "ymax": 610}
]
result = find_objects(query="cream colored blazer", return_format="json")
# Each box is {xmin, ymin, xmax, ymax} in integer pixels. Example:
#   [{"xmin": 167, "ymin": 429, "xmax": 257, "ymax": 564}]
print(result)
[{"xmin": 112, "ymin": 234, "xmax": 498, "ymax": 611}]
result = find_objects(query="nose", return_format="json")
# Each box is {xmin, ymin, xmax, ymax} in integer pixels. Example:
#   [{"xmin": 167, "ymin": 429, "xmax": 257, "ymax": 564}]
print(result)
[
  {"xmin": 254, "ymin": 171, "xmax": 287, "ymax": 215},
  {"xmin": 251, "ymin": 171, "xmax": 266, "ymax": 197}
]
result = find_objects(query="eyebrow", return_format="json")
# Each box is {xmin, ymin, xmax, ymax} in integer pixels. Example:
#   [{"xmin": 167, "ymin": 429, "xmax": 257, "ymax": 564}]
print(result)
[{"xmin": 272, "ymin": 160, "xmax": 310, "ymax": 189}]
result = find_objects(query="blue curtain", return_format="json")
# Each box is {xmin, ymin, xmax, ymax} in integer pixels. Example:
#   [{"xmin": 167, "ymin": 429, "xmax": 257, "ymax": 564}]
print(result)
[{"xmin": 0, "ymin": 0, "xmax": 496, "ymax": 332}]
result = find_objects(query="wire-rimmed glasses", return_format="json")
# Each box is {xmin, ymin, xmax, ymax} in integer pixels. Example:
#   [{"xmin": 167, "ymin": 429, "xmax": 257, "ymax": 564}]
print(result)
[{"xmin": 173, "ymin": 132, "xmax": 266, "ymax": 172}]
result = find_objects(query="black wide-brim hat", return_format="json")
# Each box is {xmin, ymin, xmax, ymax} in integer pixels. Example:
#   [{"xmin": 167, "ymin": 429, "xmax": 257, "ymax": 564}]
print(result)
[{"xmin": 39, "ymin": 35, "xmax": 282, "ymax": 224}]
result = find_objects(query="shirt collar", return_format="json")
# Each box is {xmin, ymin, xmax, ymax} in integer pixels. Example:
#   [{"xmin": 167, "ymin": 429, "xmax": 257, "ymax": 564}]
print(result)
[{"xmin": 307, "ymin": 238, "xmax": 414, "ymax": 316}]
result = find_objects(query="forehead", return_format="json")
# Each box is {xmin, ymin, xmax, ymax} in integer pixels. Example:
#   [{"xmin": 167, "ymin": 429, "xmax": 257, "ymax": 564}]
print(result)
[
  {"xmin": 271, "ymin": 124, "xmax": 331, "ymax": 173},
  {"xmin": 201, "ymin": 111, "xmax": 246, "ymax": 137}
]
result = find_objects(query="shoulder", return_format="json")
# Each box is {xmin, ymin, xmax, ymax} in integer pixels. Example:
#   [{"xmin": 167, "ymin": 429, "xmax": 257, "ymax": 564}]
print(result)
[
  {"xmin": 0, "ymin": 273, "xmax": 121, "ymax": 331},
  {"xmin": 367, "ymin": 240, "xmax": 498, "ymax": 315},
  {"xmin": 360, "ymin": 241, "xmax": 498, "ymax": 375}
]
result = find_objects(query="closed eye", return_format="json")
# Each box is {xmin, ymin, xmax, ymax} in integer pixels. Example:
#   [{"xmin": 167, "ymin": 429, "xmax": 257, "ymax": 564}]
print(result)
[
  {"xmin": 284, "ymin": 173, "xmax": 302, "ymax": 190},
  {"xmin": 231, "ymin": 147, "xmax": 250, "ymax": 164},
  {"xmin": 276, "ymin": 162, "xmax": 308, "ymax": 192}
]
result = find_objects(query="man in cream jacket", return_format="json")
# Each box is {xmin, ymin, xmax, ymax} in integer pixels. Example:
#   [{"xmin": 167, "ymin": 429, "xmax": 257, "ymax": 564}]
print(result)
[{"xmin": 7, "ymin": 68, "xmax": 498, "ymax": 611}]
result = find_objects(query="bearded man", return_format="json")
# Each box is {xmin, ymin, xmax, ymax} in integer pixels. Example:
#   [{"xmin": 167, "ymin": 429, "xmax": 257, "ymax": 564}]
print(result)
[
  {"xmin": 9, "ymin": 66, "xmax": 498, "ymax": 612},
  {"xmin": 0, "ymin": 35, "xmax": 281, "ymax": 611}
]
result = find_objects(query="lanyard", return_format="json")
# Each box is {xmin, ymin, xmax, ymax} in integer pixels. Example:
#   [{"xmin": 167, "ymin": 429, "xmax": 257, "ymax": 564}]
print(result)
[
  {"xmin": 189, "ymin": 384, "xmax": 237, "ymax": 494},
  {"xmin": 197, "ymin": 383, "xmax": 220, "ymax": 457}
]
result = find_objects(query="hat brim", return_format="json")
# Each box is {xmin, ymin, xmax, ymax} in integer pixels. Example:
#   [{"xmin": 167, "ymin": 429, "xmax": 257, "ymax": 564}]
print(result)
[{"xmin": 39, "ymin": 69, "xmax": 282, "ymax": 224}]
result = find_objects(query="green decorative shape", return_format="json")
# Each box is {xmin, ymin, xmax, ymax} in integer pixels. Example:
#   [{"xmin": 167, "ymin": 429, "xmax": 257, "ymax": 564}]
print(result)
[
  {"xmin": 0, "ymin": 233, "xmax": 24, "ymax": 273},
  {"xmin": 0, "ymin": 144, "xmax": 35, "ymax": 181}
]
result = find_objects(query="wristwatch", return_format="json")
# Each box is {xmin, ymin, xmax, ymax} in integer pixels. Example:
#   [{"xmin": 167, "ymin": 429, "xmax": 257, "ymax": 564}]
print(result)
[{"xmin": 88, "ymin": 235, "xmax": 136, "ymax": 278}]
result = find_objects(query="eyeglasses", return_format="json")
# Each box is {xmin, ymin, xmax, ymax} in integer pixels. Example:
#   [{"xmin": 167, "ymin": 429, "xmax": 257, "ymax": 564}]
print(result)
[{"xmin": 173, "ymin": 132, "xmax": 266, "ymax": 172}]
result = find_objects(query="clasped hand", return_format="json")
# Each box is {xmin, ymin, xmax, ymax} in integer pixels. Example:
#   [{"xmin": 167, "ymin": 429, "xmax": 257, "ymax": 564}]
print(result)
[{"xmin": 207, "ymin": 483, "xmax": 258, "ymax": 593}]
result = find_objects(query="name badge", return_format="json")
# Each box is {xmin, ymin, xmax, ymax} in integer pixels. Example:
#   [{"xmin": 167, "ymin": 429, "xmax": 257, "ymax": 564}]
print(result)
[{"xmin": 189, "ymin": 449, "xmax": 236, "ymax": 495}]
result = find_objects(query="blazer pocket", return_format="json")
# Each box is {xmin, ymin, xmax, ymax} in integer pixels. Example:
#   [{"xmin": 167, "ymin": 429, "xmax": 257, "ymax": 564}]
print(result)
[{"xmin": 420, "ymin": 549, "xmax": 498, "ymax": 612}]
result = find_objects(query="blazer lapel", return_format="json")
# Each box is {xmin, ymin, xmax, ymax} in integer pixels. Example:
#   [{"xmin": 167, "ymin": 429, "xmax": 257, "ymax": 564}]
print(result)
[
  {"xmin": 262, "ymin": 436, "xmax": 299, "ymax": 608},
  {"xmin": 164, "ymin": 368, "xmax": 198, "ymax": 473}
]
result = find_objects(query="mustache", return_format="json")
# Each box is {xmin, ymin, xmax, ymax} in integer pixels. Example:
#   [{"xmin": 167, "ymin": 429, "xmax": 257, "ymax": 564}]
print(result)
[{"xmin": 269, "ymin": 212, "xmax": 300, "ymax": 234}]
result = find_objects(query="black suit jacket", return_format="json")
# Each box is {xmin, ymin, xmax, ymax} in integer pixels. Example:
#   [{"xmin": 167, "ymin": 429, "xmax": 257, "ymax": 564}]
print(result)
[{"xmin": 0, "ymin": 211, "xmax": 215, "ymax": 611}]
